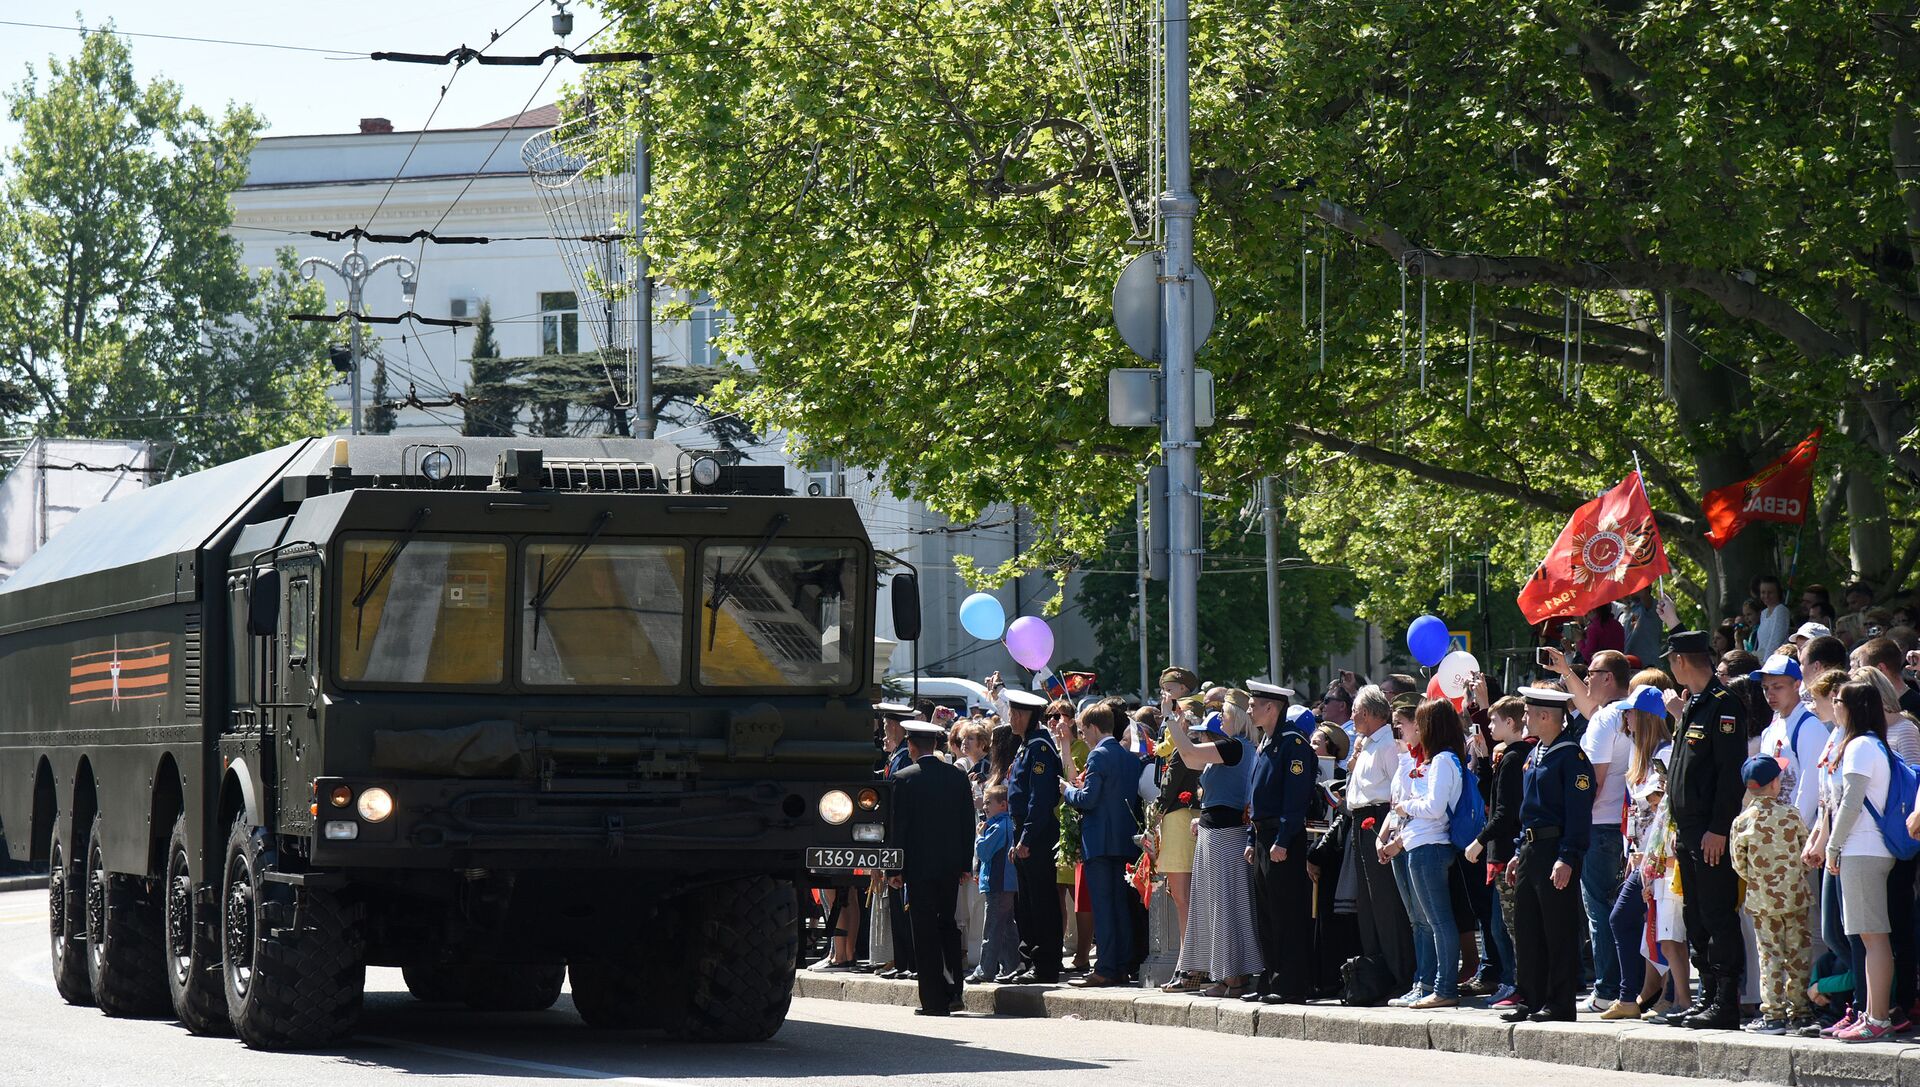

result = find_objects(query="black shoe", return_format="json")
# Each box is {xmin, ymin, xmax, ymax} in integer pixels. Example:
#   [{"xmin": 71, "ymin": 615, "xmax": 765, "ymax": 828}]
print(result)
[
  {"xmin": 1240, "ymin": 990, "xmax": 1268, "ymax": 1004},
  {"xmin": 994, "ymin": 971, "xmax": 1021, "ymax": 984},
  {"xmin": 949, "ymin": 998, "xmax": 966, "ymax": 1013},
  {"xmin": 1686, "ymin": 982, "xmax": 1741, "ymax": 1030},
  {"xmin": 1500, "ymin": 1005, "xmax": 1536, "ymax": 1024},
  {"xmin": 1261, "ymin": 993, "xmax": 1295, "ymax": 1005},
  {"xmin": 878, "ymin": 968, "xmax": 902, "ymax": 980},
  {"xmin": 913, "ymin": 1007, "xmax": 950, "ymax": 1017},
  {"xmin": 1530, "ymin": 1006, "xmax": 1575, "ymax": 1023}
]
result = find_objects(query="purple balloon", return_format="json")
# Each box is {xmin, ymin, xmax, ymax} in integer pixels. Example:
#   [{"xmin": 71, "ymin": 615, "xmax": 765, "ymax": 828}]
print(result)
[{"xmin": 1004, "ymin": 615, "xmax": 1055, "ymax": 671}]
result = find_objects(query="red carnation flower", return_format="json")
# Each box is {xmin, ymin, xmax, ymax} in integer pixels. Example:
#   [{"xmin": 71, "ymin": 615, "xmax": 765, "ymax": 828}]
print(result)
[
  {"xmin": 1178, "ymin": 790, "xmax": 1195, "ymax": 804},
  {"xmin": 1361, "ymin": 817, "xmax": 1378, "ymax": 831}
]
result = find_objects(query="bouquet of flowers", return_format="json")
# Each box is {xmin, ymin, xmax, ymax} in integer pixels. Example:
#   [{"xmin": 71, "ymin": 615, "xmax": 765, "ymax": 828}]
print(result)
[{"xmin": 1055, "ymin": 799, "xmax": 1082, "ymax": 869}]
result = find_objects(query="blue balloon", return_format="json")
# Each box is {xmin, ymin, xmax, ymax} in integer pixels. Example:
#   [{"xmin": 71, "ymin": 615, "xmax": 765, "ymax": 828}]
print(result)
[
  {"xmin": 1406, "ymin": 614, "xmax": 1450, "ymax": 667},
  {"xmin": 959, "ymin": 592, "xmax": 1007, "ymax": 641}
]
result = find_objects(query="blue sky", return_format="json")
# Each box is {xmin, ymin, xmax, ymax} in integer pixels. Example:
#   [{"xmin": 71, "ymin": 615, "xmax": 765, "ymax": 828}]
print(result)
[{"xmin": 0, "ymin": 1, "xmax": 611, "ymax": 148}]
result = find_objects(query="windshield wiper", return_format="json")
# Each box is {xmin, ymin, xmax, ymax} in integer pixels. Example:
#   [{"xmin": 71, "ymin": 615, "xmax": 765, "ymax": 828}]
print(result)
[
  {"xmin": 351, "ymin": 507, "xmax": 430, "ymax": 648},
  {"xmin": 706, "ymin": 512, "xmax": 788, "ymax": 650},
  {"xmin": 529, "ymin": 510, "xmax": 613, "ymax": 649}
]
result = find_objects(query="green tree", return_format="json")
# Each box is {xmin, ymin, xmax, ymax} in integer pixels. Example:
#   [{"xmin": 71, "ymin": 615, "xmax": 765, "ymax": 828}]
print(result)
[
  {"xmin": 586, "ymin": 0, "xmax": 1920, "ymax": 626},
  {"xmin": 462, "ymin": 301, "xmax": 519, "ymax": 436},
  {"xmin": 1076, "ymin": 504, "xmax": 1359, "ymax": 688},
  {"xmin": 0, "ymin": 28, "xmax": 338, "ymax": 469}
]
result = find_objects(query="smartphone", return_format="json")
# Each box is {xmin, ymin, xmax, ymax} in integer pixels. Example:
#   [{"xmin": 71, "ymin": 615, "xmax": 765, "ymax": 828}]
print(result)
[{"xmin": 1535, "ymin": 647, "xmax": 1553, "ymax": 668}]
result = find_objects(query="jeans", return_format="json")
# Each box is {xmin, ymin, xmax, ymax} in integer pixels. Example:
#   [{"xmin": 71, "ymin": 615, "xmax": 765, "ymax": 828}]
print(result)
[
  {"xmin": 1581, "ymin": 825, "xmax": 1625, "ymax": 1001},
  {"xmin": 979, "ymin": 891, "xmax": 1019, "ymax": 978},
  {"xmin": 1393, "ymin": 844, "xmax": 1460, "ymax": 998},
  {"xmin": 1608, "ymin": 867, "xmax": 1648, "ymax": 1003}
]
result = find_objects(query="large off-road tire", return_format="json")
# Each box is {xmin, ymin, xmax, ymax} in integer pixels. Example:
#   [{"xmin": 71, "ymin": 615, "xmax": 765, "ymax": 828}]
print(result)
[
  {"xmin": 84, "ymin": 813, "xmax": 168, "ymax": 1017},
  {"xmin": 48, "ymin": 832, "xmax": 93, "ymax": 1006},
  {"xmin": 571, "ymin": 876, "xmax": 797, "ymax": 1041},
  {"xmin": 463, "ymin": 963, "xmax": 566, "ymax": 1012},
  {"xmin": 221, "ymin": 816, "xmax": 366, "ymax": 1049},
  {"xmin": 163, "ymin": 813, "xmax": 228, "ymax": 1034},
  {"xmin": 402, "ymin": 962, "xmax": 462, "ymax": 1003}
]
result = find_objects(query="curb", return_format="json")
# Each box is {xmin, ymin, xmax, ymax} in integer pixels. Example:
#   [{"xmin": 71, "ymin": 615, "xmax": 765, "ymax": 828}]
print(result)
[
  {"xmin": 0, "ymin": 874, "xmax": 48, "ymax": 893},
  {"xmin": 794, "ymin": 974, "xmax": 1920, "ymax": 1086}
]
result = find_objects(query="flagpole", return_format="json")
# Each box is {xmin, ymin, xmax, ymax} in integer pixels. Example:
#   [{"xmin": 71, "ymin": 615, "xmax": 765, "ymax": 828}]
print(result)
[{"xmin": 1630, "ymin": 452, "xmax": 1668, "ymax": 600}]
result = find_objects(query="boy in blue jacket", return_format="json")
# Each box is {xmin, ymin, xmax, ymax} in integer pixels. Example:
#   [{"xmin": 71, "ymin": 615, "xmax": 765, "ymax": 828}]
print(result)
[{"xmin": 971, "ymin": 784, "xmax": 1021, "ymax": 982}]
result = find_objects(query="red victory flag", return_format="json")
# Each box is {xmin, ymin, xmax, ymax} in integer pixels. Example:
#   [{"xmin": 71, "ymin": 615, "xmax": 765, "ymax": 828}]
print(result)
[
  {"xmin": 1701, "ymin": 428, "xmax": 1820, "ymax": 549},
  {"xmin": 1517, "ymin": 473, "xmax": 1672, "ymax": 625}
]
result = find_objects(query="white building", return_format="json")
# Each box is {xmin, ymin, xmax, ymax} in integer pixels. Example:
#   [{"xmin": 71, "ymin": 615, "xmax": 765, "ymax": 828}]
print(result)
[{"xmin": 227, "ymin": 107, "xmax": 1097, "ymax": 688}]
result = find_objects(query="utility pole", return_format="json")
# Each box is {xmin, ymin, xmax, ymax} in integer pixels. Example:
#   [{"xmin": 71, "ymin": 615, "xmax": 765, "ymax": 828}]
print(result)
[
  {"xmin": 1159, "ymin": 0, "xmax": 1201, "ymax": 671},
  {"xmin": 632, "ymin": 96, "xmax": 656, "ymax": 439},
  {"xmin": 301, "ymin": 238, "xmax": 417, "ymax": 435},
  {"xmin": 1137, "ymin": 481, "xmax": 1151, "ymax": 702},
  {"xmin": 1260, "ymin": 476, "xmax": 1284, "ymax": 684}
]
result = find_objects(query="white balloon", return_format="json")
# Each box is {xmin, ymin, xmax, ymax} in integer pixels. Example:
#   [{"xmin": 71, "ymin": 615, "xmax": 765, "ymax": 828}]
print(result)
[{"xmin": 1434, "ymin": 650, "xmax": 1481, "ymax": 698}]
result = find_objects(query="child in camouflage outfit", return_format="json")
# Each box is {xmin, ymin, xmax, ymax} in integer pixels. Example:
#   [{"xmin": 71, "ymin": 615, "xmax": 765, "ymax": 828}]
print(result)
[{"xmin": 1729, "ymin": 754, "xmax": 1816, "ymax": 1033}]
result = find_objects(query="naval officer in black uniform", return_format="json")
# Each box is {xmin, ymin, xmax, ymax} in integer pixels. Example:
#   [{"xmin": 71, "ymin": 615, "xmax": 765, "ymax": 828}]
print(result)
[
  {"xmin": 999, "ymin": 684, "xmax": 1063, "ymax": 982},
  {"xmin": 892, "ymin": 720, "xmax": 978, "ymax": 1015},
  {"xmin": 874, "ymin": 701, "xmax": 918, "ymax": 977},
  {"xmin": 1242, "ymin": 679, "xmax": 1317, "ymax": 1004},
  {"xmin": 1502, "ymin": 683, "xmax": 1593, "ymax": 1023},
  {"xmin": 1661, "ymin": 629, "xmax": 1748, "ymax": 1030}
]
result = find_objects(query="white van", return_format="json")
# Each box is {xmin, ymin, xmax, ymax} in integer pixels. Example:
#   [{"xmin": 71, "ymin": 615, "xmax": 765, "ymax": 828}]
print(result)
[{"xmin": 892, "ymin": 675, "xmax": 995, "ymax": 717}]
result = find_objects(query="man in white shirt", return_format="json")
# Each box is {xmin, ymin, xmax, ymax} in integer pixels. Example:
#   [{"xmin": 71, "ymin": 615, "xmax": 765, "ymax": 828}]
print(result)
[
  {"xmin": 1752, "ymin": 653, "xmax": 1826, "ymax": 828},
  {"xmin": 1343, "ymin": 684, "xmax": 1415, "ymax": 993},
  {"xmin": 1544, "ymin": 647, "xmax": 1632, "ymax": 1010}
]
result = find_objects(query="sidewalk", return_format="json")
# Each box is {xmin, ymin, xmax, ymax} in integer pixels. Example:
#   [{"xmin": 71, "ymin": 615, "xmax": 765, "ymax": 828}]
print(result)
[{"xmin": 794, "ymin": 972, "xmax": 1920, "ymax": 1086}]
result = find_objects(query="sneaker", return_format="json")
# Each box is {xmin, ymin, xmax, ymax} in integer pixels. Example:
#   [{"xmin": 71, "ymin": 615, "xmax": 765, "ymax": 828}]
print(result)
[
  {"xmin": 1489, "ymin": 984, "xmax": 1518, "ymax": 1008},
  {"xmin": 1583, "ymin": 994, "xmax": 1613, "ymax": 1013},
  {"xmin": 1821, "ymin": 1009, "xmax": 1860, "ymax": 1037},
  {"xmin": 1643, "ymin": 1005, "xmax": 1689, "ymax": 1026},
  {"xmin": 1836, "ymin": 1017, "xmax": 1894, "ymax": 1042},
  {"xmin": 1387, "ymin": 987, "xmax": 1426, "ymax": 1008},
  {"xmin": 1599, "ymin": 1000, "xmax": 1642, "ymax": 1021},
  {"xmin": 1410, "ymin": 994, "xmax": 1459, "ymax": 1010},
  {"xmin": 1742, "ymin": 1017, "xmax": 1788, "ymax": 1035}
]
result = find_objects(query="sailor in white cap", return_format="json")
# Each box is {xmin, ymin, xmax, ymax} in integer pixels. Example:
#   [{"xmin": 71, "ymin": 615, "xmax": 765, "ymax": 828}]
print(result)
[
  {"xmin": 983, "ymin": 673, "xmax": 1063, "ymax": 981},
  {"xmin": 1242, "ymin": 680, "xmax": 1316, "ymax": 1004},
  {"xmin": 1502, "ymin": 683, "xmax": 1592, "ymax": 1024}
]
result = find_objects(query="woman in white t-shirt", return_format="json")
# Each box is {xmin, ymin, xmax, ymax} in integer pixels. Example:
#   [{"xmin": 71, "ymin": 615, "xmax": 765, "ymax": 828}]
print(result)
[{"xmin": 1823, "ymin": 680, "xmax": 1899, "ymax": 1042}]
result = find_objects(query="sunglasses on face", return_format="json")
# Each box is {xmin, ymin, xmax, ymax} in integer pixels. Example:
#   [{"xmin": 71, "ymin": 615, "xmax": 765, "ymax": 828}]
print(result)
[{"xmin": 1047, "ymin": 712, "xmax": 1072, "ymax": 721}]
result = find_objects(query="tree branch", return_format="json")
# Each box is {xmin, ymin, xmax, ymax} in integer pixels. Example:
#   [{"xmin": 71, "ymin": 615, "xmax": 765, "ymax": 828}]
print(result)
[{"xmin": 1313, "ymin": 198, "xmax": 1858, "ymax": 360}]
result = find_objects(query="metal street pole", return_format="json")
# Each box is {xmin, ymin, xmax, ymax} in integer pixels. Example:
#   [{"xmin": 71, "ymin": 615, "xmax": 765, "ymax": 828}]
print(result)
[
  {"xmin": 1160, "ymin": 0, "xmax": 1200, "ymax": 670},
  {"xmin": 301, "ymin": 238, "xmax": 416, "ymax": 436},
  {"xmin": 1137, "ymin": 481, "xmax": 1151, "ymax": 702},
  {"xmin": 633, "ymin": 119, "xmax": 655, "ymax": 439},
  {"xmin": 1260, "ymin": 476, "xmax": 1284, "ymax": 684}
]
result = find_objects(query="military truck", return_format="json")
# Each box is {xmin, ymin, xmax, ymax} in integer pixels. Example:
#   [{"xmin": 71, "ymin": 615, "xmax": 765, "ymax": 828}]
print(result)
[{"xmin": 0, "ymin": 436, "xmax": 905, "ymax": 1049}]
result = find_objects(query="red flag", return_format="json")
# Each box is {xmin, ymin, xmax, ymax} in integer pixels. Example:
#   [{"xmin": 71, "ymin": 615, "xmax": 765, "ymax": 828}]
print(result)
[
  {"xmin": 1517, "ymin": 473, "xmax": 1671, "ymax": 625},
  {"xmin": 1063, "ymin": 671, "xmax": 1097, "ymax": 696},
  {"xmin": 1701, "ymin": 428, "xmax": 1820, "ymax": 549}
]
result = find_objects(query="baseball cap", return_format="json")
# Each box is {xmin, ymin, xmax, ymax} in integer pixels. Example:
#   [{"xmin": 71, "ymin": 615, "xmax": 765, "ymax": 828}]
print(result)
[
  {"xmin": 1792, "ymin": 622, "xmax": 1832, "ymax": 643},
  {"xmin": 1749, "ymin": 653, "xmax": 1803, "ymax": 683},
  {"xmin": 1623, "ymin": 684, "xmax": 1668, "ymax": 716},
  {"xmin": 1742, "ymin": 754, "xmax": 1783, "ymax": 788}
]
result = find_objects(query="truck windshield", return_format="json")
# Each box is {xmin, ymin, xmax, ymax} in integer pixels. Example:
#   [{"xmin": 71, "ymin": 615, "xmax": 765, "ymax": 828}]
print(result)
[
  {"xmin": 521, "ymin": 542, "xmax": 686, "ymax": 686},
  {"xmin": 698, "ymin": 544, "xmax": 858, "ymax": 689},
  {"xmin": 338, "ymin": 539, "xmax": 509, "ymax": 685}
]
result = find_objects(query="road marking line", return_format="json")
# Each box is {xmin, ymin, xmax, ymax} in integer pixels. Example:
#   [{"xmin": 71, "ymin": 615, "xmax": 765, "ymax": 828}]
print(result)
[{"xmin": 359, "ymin": 1036, "xmax": 677, "ymax": 1082}]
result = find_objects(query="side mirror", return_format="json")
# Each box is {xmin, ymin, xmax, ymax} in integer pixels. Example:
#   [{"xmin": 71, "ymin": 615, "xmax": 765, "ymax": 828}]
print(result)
[
  {"xmin": 891, "ymin": 573, "xmax": 921, "ymax": 642},
  {"xmin": 248, "ymin": 569, "xmax": 281, "ymax": 637}
]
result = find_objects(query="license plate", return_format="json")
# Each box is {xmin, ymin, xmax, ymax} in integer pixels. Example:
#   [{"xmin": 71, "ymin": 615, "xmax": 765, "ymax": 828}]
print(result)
[{"xmin": 806, "ymin": 846, "xmax": 902, "ymax": 871}]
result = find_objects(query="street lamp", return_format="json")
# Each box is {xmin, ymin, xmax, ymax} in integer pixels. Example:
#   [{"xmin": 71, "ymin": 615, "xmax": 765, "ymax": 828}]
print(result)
[{"xmin": 301, "ymin": 237, "xmax": 418, "ymax": 435}]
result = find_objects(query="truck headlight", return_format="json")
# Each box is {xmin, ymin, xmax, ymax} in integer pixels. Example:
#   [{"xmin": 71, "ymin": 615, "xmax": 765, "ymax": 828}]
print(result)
[
  {"xmin": 356, "ymin": 786, "xmax": 395, "ymax": 823},
  {"xmin": 818, "ymin": 790, "xmax": 853, "ymax": 825}
]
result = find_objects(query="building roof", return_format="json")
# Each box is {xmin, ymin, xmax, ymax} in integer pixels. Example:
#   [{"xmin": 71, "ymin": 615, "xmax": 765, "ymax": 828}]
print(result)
[{"xmin": 479, "ymin": 103, "xmax": 562, "ymax": 129}]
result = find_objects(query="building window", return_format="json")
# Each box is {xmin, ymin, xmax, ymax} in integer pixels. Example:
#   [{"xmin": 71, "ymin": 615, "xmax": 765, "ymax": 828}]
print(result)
[{"xmin": 540, "ymin": 291, "xmax": 579, "ymax": 355}]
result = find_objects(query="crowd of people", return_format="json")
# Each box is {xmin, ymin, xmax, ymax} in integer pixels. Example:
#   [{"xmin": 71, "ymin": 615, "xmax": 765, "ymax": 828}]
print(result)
[{"xmin": 809, "ymin": 580, "xmax": 1920, "ymax": 1045}]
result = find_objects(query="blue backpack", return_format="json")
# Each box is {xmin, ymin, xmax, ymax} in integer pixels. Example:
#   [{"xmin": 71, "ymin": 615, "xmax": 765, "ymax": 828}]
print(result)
[
  {"xmin": 1861, "ymin": 736, "xmax": 1920, "ymax": 861},
  {"xmin": 1442, "ymin": 750, "xmax": 1488, "ymax": 852}
]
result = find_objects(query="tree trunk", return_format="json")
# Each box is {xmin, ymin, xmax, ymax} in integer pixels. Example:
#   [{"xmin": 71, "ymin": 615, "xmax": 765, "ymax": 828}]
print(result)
[
  {"xmin": 1663, "ymin": 299, "xmax": 1762, "ymax": 623},
  {"xmin": 1845, "ymin": 460, "xmax": 1894, "ymax": 588}
]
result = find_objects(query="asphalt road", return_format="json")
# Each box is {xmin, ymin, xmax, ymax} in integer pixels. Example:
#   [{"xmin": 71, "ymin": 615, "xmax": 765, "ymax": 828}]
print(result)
[{"xmin": 0, "ymin": 888, "xmax": 1716, "ymax": 1086}]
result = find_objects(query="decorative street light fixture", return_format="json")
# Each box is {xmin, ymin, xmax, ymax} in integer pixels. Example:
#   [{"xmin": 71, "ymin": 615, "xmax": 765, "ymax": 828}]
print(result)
[{"xmin": 300, "ymin": 238, "xmax": 418, "ymax": 435}]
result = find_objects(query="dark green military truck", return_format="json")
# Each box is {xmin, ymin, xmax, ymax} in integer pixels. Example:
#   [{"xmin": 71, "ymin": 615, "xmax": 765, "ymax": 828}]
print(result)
[{"xmin": 0, "ymin": 435, "xmax": 901, "ymax": 1048}]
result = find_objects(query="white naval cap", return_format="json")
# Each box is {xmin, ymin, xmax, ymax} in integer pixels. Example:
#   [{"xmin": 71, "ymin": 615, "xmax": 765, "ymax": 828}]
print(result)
[
  {"xmin": 902, "ymin": 720, "xmax": 947, "ymax": 736},
  {"xmin": 1245, "ymin": 679, "xmax": 1294, "ymax": 701},
  {"xmin": 872, "ymin": 701, "xmax": 917, "ymax": 718},
  {"xmin": 1004, "ymin": 689, "xmax": 1049, "ymax": 709},
  {"xmin": 1517, "ymin": 685, "xmax": 1575, "ymax": 709}
]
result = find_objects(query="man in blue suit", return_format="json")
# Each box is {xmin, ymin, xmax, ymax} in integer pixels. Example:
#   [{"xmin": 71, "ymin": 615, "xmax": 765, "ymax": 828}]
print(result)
[{"xmin": 1063, "ymin": 697, "xmax": 1143, "ymax": 987}]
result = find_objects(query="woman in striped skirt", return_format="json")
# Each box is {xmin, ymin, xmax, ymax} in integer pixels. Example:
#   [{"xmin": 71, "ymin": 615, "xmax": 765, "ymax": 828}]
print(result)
[{"xmin": 1163, "ymin": 691, "xmax": 1264, "ymax": 997}]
